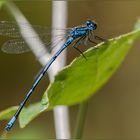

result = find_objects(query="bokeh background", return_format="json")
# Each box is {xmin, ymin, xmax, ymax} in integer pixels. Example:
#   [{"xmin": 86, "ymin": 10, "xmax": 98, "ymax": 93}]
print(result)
[{"xmin": 0, "ymin": 0, "xmax": 140, "ymax": 139}]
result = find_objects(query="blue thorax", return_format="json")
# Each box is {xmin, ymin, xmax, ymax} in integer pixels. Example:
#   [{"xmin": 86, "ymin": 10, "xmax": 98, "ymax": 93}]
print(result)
[{"xmin": 69, "ymin": 20, "xmax": 97, "ymax": 39}]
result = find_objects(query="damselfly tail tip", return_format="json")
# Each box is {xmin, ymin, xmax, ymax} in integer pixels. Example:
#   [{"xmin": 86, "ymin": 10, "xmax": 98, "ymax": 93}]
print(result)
[{"xmin": 5, "ymin": 116, "xmax": 16, "ymax": 131}]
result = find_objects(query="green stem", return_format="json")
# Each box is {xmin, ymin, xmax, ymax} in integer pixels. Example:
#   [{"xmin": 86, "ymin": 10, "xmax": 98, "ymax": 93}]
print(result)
[{"xmin": 74, "ymin": 100, "xmax": 89, "ymax": 139}]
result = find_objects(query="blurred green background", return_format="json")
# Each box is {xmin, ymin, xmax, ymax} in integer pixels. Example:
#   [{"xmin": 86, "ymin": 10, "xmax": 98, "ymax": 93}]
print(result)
[{"xmin": 0, "ymin": 0, "xmax": 140, "ymax": 139}]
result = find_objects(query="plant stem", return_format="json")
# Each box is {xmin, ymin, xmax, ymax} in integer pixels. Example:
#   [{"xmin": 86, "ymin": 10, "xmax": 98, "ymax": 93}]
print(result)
[
  {"xmin": 51, "ymin": 1, "xmax": 70, "ymax": 139},
  {"xmin": 74, "ymin": 100, "xmax": 89, "ymax": 139}
]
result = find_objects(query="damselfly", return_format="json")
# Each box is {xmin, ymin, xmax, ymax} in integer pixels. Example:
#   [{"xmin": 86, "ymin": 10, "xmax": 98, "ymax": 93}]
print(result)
[{"xmin": 0, "ymin": 20, "xmax": 105, "ymax": 131}]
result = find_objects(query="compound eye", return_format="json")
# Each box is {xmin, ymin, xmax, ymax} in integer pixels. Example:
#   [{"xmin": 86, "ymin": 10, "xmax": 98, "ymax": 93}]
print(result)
[{"xmin": 93, "ymin": 23, "xmax": 97, "ymax": 29}]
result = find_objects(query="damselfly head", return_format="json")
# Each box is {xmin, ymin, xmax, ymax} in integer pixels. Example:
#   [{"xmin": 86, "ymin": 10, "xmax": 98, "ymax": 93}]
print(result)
[{"xmin": 86, "ymin": 20, "xmax": 97, "ymax": 30}]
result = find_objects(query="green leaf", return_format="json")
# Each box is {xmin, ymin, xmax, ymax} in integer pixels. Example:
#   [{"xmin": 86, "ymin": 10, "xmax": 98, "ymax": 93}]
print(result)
[
  {"xmin": 0, "ymin": 106, "xmax": 18, "ymax": 120},
  {"xmin": 134, "ymin": 19, "xmax": 140, "ymax": 31},
  {"xmin": 19, "ymin": 102, "xmax": 49, "ymax": 128},
  {"xmin": 0, "ymin": 91, "xmax": 49, "ymax": 129},
  {"xmin": 46, "ymin": 30, "xmax": 140, "ymax": 107}
]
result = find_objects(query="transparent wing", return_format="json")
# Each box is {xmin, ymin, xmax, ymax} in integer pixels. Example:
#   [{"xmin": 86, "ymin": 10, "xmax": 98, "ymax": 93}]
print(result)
[
  {"xmin": 1, "ymin": 39, "xmax": 30, "ymax": 54},
  {"xmin": 0, "ymin": 21, "xmax": 70, "ymax": 54},
  {"xmin": 1, "ymin": 35, "xmax": 68, "ymax": 54},
  {"xmin": 0, "ymin": 21, "xmax": 71, "ymax": 38}
]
